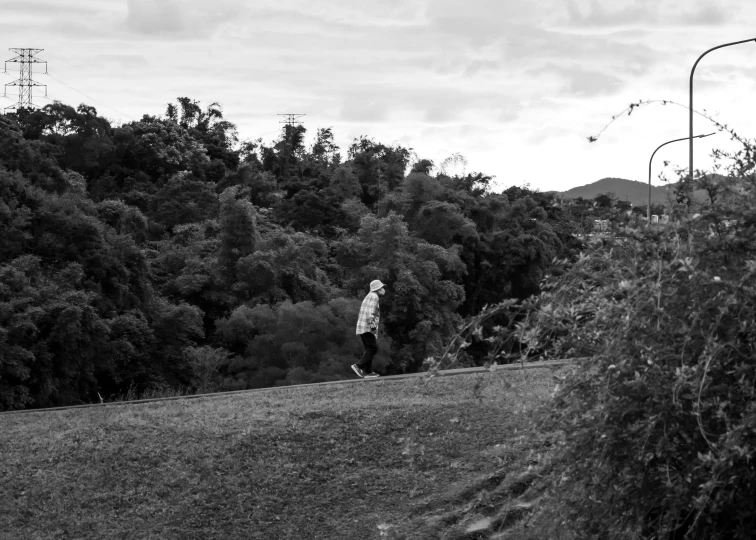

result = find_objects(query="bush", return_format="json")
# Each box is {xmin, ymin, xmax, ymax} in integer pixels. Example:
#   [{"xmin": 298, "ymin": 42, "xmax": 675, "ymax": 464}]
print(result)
[
  {"xmin": 275, "ymin": 367, "xmax": 329, "ymax": 386},
  {"xmin": 215, "ymin": 298, "xmax": 364, "ymax": 382},
  {"xmin": 184, "ymin": 345, "xmax": 229, "ymax": 393},
  {"xmin": 451, "ymin": 182, "xmax": 756, "ymax": 539},
  {"xmin": 544, "ymin": 227, "xmax": 756, "ymax": 539},
  {"xmin": 246, "ymin": 366, "xmax": 287, "ymax": 389}
]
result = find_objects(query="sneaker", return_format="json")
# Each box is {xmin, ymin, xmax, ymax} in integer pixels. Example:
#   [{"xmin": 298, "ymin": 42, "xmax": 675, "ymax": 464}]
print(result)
[
  {"xmin": 351, "ymin": 364, "xmax": 364, "ymax": 378},
  {"xmin": 364, "ymin": 372, "xmax": 380, "ymax": 378}
]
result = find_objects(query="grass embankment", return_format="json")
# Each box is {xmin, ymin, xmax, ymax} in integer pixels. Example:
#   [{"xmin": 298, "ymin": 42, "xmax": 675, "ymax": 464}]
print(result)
[{"xmin": 0, "ymin": 368, "xmax": 566, "ymax": 540}]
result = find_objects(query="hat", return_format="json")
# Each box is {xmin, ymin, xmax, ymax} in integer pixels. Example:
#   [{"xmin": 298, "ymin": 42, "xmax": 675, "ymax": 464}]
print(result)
[{"xmin": 369, "ymin": 279, "xmax": 385, "ymax": 292}]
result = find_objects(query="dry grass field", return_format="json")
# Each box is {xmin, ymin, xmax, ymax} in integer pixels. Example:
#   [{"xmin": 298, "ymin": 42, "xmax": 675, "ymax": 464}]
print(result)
[{"xmin": 0, "ymin": 367, "xmax": 568, "ymax": 540}]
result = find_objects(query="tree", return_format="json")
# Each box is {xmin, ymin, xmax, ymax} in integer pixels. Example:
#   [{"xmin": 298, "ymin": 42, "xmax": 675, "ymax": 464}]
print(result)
[
  {"xmin": 216, "ymin": 165, "xmax": 279, "ymax": 208},
  {"xmin": 19, "ymin": 102, "xmax": 116, "ymax": 181},
  {"xmin": 236, "ymin": 227, "xmax": 331, "ymax": 305},
  {"xmin": 96, "ymin": 199, "xmax": 148, "ymax": 243},
  {"xmin": 347, "ymin": 137, "xmax": 412, "ymax": 207},
  {"xmin": 184, "ymin": 346, "xmax": 229, "ymax": 393},
  {"xmin": 273, "ymin": 187, "xmax": 348, "ymax": 236},
  {"xmin": 151, "ymin": 172, "xmax": 219, "ymax": 230},
  {"xmin": 146, "ymin": 220, "xmax": 234, "ymax": 336},
  {"xmin": 168, "ymin": 97, "xmax": 239, "ymax": 170},
  {"xmin": 310, "ymin": 127, "xmax": 340, "ymax": 171},
  {"xmin": 410, "ymin": 158, "xmax": 434, "ymax": 175},
  {"xmin": 270, "ymin": 123, "xmax": 307, "ymax": 182},
  {"xmin": 335, "ymin": 211, "xmax": 466, "ymax": 371},
  {"xmin": 392, "ymin": 174, "xmax": 563, "ymax": 314},
  {"xmin": 115, "ymin": 117, "xmax": 210, "ymax": 183},
  {"xmin": 329, "ymin": 165, "xmax": 360, "ymax": 200},
  {"xmin": 0, "ymin": 256, "xmax": 111, "ymax": 409},
  {"xmin": 218, "ymin": 186, "xmax": 257, "ymax": 285},
  {"xmin": 147, "ymin": 296, "xmax": 205, "ymax": 387},
  {"xmin": 214, "ymin": 298, "xmax": 365, "ymax": 389}
]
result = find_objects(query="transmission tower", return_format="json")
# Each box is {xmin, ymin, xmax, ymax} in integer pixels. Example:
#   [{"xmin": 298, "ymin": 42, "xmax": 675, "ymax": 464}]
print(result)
[
  {"xmin": 275, "ymin": 114, "xmax": 305, "ymax": 179},
  {"xmin": 3, "ymin": 48, "xmax": 47, "ymax": 114},
  {"xmin": 277, "ymin": 113, "xmax": 305, "ymax": 127}
]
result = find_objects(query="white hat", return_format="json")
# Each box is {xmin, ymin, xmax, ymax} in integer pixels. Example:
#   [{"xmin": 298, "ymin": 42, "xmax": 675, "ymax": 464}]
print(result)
[{"xmin": 369, "ymin": 279, "xmax": 385, "ymax": 292}]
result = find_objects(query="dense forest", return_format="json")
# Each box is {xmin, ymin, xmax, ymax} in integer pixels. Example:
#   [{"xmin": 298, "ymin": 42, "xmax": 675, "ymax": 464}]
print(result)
[{"xmin": 0, "ymin": 98, "xmax": 596, "ymax": 411}]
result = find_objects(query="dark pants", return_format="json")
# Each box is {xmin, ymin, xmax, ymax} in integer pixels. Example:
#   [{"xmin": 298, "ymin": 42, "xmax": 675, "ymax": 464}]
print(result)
[{"xmin": 357, "ymin": 332, "xmax": 378, "ymax": 372}]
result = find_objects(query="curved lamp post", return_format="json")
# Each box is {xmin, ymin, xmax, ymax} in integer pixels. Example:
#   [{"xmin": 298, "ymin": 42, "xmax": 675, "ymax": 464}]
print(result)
[
  {"xmin": 649, "ymin": 133, "xmax": 714, "ymax": 222},
  {"xmin": 689, "ymin": 38, "xmax": 756, "ymax": 190}
]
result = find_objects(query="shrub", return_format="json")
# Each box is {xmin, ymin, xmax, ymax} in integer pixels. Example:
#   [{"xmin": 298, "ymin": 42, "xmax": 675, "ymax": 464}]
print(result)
[
  {"xmin": 184, "ymin": 345, "xmax": 229, "ymax": 393},
  {"xmin": 544, "ymin": 226, "xmax": 756, "ymax": 539},
  {"xmin": 449, "ymin": 179, "xmax": 756, "ymax": 539}
]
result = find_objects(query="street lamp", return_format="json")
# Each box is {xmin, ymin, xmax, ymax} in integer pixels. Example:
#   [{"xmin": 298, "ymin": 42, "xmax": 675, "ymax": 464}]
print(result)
[
  {"xmin": 689, "ymin": 38, "xmax": 756, "ymax": 192},
  {"xmin": 649, "ymin": 133, "xmax": 714, "ymax": 222}
]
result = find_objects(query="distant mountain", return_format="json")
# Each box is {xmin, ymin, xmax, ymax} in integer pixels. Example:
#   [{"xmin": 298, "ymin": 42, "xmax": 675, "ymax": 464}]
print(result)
[
  {"xmin": 559, "ymin": 178, "xmax": 671, "ymax": 206},
  {"xmin": 558, "ymin": 177, "xmax": 713, "ymax": 206}
]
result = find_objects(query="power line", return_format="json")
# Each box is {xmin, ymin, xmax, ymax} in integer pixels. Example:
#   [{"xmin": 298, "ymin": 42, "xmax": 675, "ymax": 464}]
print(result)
[
  {"xmin": 38, "ymin": 50, "xmax": 76, "ymax": 69},
  {"xmin": 3, "ymin": 48, "xmax": 47, "ymax": 113},
  {"xmin": 1, "ymin": 49, "xmax": 134, "ymax": 122},
  {"xmin": 45, "ymin": 71, "xmax": 135, "ymax": 121}
]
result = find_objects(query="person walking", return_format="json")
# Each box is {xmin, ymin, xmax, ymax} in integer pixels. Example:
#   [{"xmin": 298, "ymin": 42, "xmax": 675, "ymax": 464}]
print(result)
[{"xmin": 352, "ymin": 279, "xmax": 385, "ymax": 378}]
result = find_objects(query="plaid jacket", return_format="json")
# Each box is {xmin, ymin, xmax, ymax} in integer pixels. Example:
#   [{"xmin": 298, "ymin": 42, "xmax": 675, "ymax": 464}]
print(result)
[{"xmin": 355, "ymin": 291, "xmax": 380, "ymax": 335}]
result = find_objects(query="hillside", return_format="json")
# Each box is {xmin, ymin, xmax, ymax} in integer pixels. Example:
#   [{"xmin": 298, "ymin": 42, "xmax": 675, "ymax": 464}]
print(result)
[
  {"xmin": 0, "ymin": 367, "xmax": 568, "ymax": 540},
  {"xmin": 559, "ymin": 177, "xmax": 673, "ymax": 205},
  {"xmin": 559, "ymin": 176, "xmax": 729, "ymax": 206},
  {"xmin": 0, "ymin": 104, "xmax": 570, "ymax": 411}
]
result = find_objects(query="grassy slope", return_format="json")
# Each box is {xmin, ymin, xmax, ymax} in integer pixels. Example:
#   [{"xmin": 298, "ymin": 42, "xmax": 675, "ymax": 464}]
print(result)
[{"xmin": 0, "ymin": 368, "xmax": 565, "ymax": 540}]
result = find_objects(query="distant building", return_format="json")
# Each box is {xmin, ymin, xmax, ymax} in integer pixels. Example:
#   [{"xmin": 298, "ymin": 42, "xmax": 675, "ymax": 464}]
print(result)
[
  {"xmin": 594, "ymin": 219, "xmax": 610, "ymax": 232},
  {"xmin": 649, "ymin": 214, "xmax": 669, "ymax": 224}
]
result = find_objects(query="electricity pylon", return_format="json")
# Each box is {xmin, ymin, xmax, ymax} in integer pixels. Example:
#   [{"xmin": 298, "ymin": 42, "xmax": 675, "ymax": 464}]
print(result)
[
  {"xmin": 3, "ymin": 48, "xmax": 47, "ymax": 113},
  {"xmin": 277, "ymin": 113, "xmax": 305, "ymax": 127}
]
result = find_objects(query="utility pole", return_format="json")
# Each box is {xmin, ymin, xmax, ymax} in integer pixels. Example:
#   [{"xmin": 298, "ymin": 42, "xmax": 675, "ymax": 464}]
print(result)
[{"xmin": 3, "ymin": 48, "xmax": 47, "ymax": 114}]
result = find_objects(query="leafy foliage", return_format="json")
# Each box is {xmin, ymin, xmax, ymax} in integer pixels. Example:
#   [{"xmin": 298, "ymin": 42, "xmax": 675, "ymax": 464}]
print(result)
[
  {"xmin": 335, "ymin": 211, "xmax": 466, "ymax": 371},
  {"xmin": 214, "ymin": 298, "xmax": 373, "ymax": 388},
  {"xmin": 442, "ymin": 142, "xmax": 756, "ymax": 538},
  {"xmin": 0, "ymin": 97, "xmax": 575, "ymax": 409}
]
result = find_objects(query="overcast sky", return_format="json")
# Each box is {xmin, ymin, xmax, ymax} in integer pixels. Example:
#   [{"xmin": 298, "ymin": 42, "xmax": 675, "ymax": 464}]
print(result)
[{"xmin": 3, "ymin": 0, "xmax": 756, "ymax": 193}]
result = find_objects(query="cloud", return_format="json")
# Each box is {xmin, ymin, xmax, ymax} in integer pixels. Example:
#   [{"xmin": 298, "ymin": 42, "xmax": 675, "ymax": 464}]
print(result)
[
  {"xmin": 1, "ymin": 0, "xmax": 123, "ymax": 40},
  {"xmin": 333, "ymin": 79, "xmax": 523, "ymax": 126},
  {"xmin": 339, "ymin": 99, "xmax": 391, "ymax": 123},
  {"xmin": 92, "ymin": 54, "xmax": 149, "ymax": 69},
  {"xmin": 680, "ymin": 3, "xmax": 728, "ymax": 25},
  {"xmin": 565, "ymin": 68, "xmax": 624, "ymax": 97},
  {"xmin": 566, "ymin": 0, "xmax": 657, "ymax": 27},
  {"xmin": 506, "ymin": 26, "xmax": 660, "ymax": 83},
  {"xmin": 423, "ymin": 106, "xmax": 456, "ymax": 124},
  {"xmin": 256, "ymin": 0, "xmax": 427, "ymax": 28},
  {"xmin": 211, "ymin": 2, "xmax": 653, "ymax": 128},
  {"xmin": 463, "ymin": 59, "xmax": 503, "ymax": 77},
  {"xmin": 533, "ymin": 63, "xmax": 625, "ymax": 97},
  {"xmin": 2, "ymin": 0, "xmax": 95, "ymax": 15},
  {"xmin": 125, "ymin": 0, "xmax": 243, "ymax": 38},
  {"xmin": 126, "ymin": 1, "xmax": 185, "ymax": 35},
  {"xmin": 565, "ymin": 0, "xmax": 730, "ymax": 28},
  {"xmin": 427, "ymin": 0, "xmax": 563, "ymax": 45}
]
